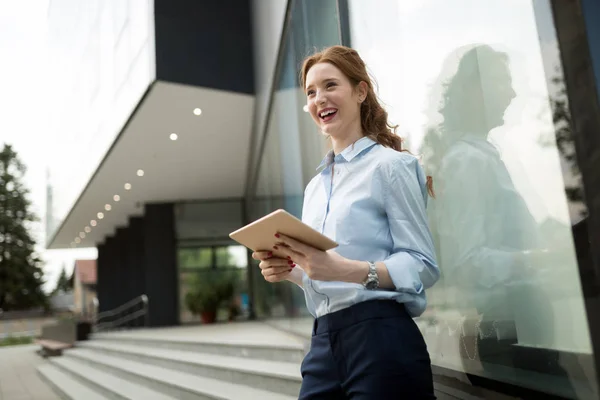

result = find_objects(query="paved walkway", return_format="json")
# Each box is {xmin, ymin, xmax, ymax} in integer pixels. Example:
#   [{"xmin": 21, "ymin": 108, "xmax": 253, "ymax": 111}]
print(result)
[{"xmin": 0, "ymin": 344, "xmax": 59, "ymax": 400}]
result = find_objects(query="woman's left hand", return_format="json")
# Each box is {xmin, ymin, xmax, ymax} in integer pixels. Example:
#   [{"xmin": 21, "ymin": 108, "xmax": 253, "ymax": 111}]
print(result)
[{"xmin": 273, "ymin": 233, "xmax": 352, "ymax": 281}]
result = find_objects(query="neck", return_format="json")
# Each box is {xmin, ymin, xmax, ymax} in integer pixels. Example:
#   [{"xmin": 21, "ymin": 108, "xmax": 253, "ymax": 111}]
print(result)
[{"xmin": 330, "ymin": 122, "xmax": 364, "ymax": 154}]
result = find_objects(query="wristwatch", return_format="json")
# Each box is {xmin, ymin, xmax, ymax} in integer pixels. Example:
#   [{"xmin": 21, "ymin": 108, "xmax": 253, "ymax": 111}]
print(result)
[{"xmin": 362, "ymin": 261, "xmax": 379, "ymax": 290}]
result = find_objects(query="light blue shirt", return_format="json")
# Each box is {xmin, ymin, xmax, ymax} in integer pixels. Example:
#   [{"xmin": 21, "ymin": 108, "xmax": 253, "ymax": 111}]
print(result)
[{"xmin": 301, "ymin": 136, "xmax": 440, "ymax": 318}]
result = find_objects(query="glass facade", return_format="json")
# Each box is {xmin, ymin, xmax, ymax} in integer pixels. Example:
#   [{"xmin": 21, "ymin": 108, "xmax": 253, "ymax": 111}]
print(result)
[
  {"xmin": 347, "ymin": 1, "xmax": 597, "ymax": 398},
  {"xmin": 248, "ymin": 0, "xmax": 342, "ymax": 320},
  {"xmin": 245, "ymin": 0, "xmax": 600, "ymax": 397},
  {"xmin": 175, "ymin": 201, "xmax": 249, "ymax": 324}
]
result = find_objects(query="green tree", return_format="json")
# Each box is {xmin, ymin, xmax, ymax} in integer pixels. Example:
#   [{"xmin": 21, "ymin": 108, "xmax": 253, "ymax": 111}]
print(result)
[
  {"xmin": 0, "ymin": 144, "xmax": 47, "ymax": 311},
  {"xmin": 538, "ymin": 70, "xmax": 586, "ymax": 216},
  {"xmin": 52, "ymin": 265, "xmax": 71, "ymax": 294}
]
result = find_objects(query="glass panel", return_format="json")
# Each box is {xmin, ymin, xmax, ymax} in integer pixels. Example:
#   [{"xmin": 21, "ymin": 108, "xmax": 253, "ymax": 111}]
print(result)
[
  {"xmin": 179, "ymin": 268, "xmax": 248, "ymax": 324},
  {"xmin": 349, "ymin": 0, "xmax": 597, "ymax": 398},
  {"xmin": 215, "ymin": 246, "xmax": 248, "ymax": 268},
  {"xmin": 175, "ymin": 200, "xmax": 242, "ymax": 240},
  {"xmin": 249, "ymin": 0, "xmax": 341, "ymax": 321},
  {"xmin": 178, "ymin": 247, "xmax": 212, "ymax": 269},
  {"xmin": 178, "ymin": 245, "xmax": 249, "ymax": 324}
]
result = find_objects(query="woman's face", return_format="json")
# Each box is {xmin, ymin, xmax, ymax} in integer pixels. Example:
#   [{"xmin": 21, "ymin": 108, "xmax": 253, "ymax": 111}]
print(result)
[{"xmin": 305, "ymin": 62, "xmax": 364, "ymax": 139}]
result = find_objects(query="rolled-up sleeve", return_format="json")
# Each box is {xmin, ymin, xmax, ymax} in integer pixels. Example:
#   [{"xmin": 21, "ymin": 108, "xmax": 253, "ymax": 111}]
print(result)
[{"xmin": 381, "ymin": 155, "xmax": 440, "ymax": 294}]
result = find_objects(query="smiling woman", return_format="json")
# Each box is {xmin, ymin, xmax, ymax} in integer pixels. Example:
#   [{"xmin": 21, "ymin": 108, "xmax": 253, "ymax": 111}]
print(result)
[
  {"xmin": 253, "ymin": 45, "xmax": 440, "ymax": 399},
  {"xmin": 301, "ymin": 46, "xmax": 404, "ymax": 156}
]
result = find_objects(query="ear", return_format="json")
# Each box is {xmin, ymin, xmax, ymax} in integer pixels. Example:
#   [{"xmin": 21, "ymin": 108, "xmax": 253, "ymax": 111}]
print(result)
[{"xmin": 357, "ymin": 81, "xmax": 368, "ymax": 103}]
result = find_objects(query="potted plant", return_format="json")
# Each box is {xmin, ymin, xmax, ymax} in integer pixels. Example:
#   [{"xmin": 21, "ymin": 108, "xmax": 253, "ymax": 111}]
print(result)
[{"xmin": 184, "ymin": 270, "xmax": 238, "ymax": 324}]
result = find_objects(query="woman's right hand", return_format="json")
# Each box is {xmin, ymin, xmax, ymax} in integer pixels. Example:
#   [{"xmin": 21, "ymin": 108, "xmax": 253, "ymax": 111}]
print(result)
[{"xmin": 252, "ymin": 251, "xmax": 295, "ymax": 283}]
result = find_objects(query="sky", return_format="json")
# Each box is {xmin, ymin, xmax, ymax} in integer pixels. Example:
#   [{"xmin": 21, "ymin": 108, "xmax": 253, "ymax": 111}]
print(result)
[{"xmin": 0, "ymin": 0, "xmax": 96, "ymax": 292}]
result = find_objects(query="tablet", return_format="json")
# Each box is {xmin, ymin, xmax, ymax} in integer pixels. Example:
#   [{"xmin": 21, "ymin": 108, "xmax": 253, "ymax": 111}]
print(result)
[{"xmin": 229, "ymin": 209, "xmax": 338, "ymax": 257}]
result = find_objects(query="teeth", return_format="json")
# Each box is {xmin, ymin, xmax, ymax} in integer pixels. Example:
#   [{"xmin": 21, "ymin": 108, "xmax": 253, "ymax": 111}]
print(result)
[{"xmin": 320, "ymin": 109, "xmax": 335, "ymax": 117}]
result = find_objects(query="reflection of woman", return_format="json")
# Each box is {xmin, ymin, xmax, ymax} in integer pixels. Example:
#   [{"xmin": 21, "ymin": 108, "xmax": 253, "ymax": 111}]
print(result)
[
  {"xmin": 424, "ymin": 45, "xmax": 538, "ymax": 321},
  {"xmin": 423, "ymin": 45, "xmax": 572, "ymax": 393},
  {"xmin": 252, "ymin": 46, "xmax": 440, "ymax": 398}
]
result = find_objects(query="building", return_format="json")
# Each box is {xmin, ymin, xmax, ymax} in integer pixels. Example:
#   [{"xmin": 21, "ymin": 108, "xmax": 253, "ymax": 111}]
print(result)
[
  {"xmin": 44, "ymin": 0, "xmax": 600, "ymax": 398},
  {"xmin": 70, "ymin": 259, "xmax": 97, "ymax": 318}
]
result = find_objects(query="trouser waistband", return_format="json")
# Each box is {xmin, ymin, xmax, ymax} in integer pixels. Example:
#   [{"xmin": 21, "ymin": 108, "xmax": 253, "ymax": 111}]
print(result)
[{"xmin": 313, "ymin": 300, "xmax": 407, "ymax": 335}]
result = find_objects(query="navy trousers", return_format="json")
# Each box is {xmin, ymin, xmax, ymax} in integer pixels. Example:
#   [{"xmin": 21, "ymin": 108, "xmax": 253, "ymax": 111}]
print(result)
[{"xmin": 299, "ymin": 300, "xmax": 436, "ymax": 399}]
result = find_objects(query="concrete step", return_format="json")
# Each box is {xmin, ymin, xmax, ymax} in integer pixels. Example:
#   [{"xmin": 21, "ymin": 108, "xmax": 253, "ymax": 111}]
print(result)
[
  {"xmin": 89, "ymin": 322, "xmax": 307, "ymax": 363},
  {"xmin": 65, "ymin": 348, "xmax": 299, "ymax": 400},
  {"xmin": 37, "ymin": 363, "xmax": 109, "ymax": 400},
  {"xmin": 50, "ymin": 356, "xmax": 177, "ymax": 400},
  {"xmin": 90, "ymin": 333, "xmax": 305, "ymax": 364},
  {"xmin": 77, "ymin": 341, "xmax": 302, "ymax": 396}
]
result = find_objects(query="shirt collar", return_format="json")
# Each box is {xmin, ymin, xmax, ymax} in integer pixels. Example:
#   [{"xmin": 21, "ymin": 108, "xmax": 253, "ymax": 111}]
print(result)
[{"xmin": 316, "ymin": 136, "xmax": 377, "ymax": 171}]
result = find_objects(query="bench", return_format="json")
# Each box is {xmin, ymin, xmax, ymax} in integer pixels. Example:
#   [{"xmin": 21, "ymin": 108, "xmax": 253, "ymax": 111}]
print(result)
[{"xmin": 36, "ymin": 339, "xmax": 72, "ymax": 357}]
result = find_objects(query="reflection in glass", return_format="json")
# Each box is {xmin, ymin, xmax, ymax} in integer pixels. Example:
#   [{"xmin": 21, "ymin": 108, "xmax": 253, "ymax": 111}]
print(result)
[
  {"xmin": 422, "ymin": 44, "xmax": 595, "ymax": 398},
  {"xmin": 349, "ymin": 0, "xmax": 597, "ymax": 397}
]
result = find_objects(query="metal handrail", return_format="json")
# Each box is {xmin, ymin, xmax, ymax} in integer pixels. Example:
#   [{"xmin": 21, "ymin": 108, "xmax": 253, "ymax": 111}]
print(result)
[
  {"xmin": 95, "ymin": 309, "xmax": 147, "ymax": 332},
  {"xmin": 96, "ymin": 294, "xmax": 148, "ymax": 322},
  {"xmin": 94, "ymin": 294, "xmax": 149, "ymax": 332}
]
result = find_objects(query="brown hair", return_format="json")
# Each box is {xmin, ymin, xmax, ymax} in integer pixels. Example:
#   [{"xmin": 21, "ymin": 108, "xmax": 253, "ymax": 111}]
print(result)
[{"xmin": 300, "ymin": 45, "xmax": 434, "ymax": 196}]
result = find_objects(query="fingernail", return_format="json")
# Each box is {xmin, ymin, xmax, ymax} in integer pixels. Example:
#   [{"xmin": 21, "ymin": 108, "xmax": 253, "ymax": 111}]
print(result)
[
  {"xmin": 274, "ymin": 233, "xmax": 280, "ymax": 238},
  {"xmin": 268, "ymin": 252, "xmax": 273, "ymax": 257},
  {"xmin": 273, "ymin": 246, "xmax": 278, "ymax": 250},
  {"xmin": 288, "ymin": 260, "xmax": 294, "ymax": 265},
  {"xmin": 291, "ymin": 264, "xmax": 296, "ymax": 268},
  {"xmin": 289, "ymin": 269, "xmax": 293, "ymax": 272},
  {"xmin": 287, "ymin": 256, "xmax": 291, "ymax": 259}
]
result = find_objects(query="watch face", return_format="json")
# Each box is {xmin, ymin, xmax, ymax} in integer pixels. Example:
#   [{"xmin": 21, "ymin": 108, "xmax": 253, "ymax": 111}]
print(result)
[{"xmin": 365, "ymin": 280, "xmax": 378, "ymax": 290}]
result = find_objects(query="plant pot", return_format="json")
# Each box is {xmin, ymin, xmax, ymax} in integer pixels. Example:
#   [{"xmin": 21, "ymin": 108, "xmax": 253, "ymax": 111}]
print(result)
[
  {"xmin": 76, "ymin": 322, "xmax": 92, "ymax": 341},
  {"xmin": 200, "ymin": 311, "xmax": 217, "ymax": 324}
]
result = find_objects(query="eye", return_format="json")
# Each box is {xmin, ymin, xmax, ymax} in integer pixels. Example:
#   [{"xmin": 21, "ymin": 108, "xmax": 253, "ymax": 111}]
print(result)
[
  {"xmin": 326, "ymin": 82, "xmax": 336, "ymax": 89},
  {"xmin": 307, "ymin": 89, "xmax": 315, "ymax": 96}
]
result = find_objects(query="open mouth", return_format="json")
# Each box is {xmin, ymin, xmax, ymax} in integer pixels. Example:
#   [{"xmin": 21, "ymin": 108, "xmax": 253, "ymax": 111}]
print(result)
[{"xmin": 319, "ymin": 108, "xmax": 338, "ymax": 122}]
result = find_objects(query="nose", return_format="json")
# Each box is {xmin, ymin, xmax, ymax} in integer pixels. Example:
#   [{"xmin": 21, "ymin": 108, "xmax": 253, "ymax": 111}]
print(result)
[{"xmin": 315, "ymin": 89, "xmax": 326, "ymax": 105}]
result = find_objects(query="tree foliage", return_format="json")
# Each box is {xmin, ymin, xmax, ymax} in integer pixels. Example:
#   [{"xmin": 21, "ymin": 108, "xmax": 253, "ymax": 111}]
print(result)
[
  {"xmin": 53, "ymin": 265, "xmax": 71, "ymax": 294},
  {"xmin": 0, "ymin": 144, "xmax": 47, "ymax": 311}
]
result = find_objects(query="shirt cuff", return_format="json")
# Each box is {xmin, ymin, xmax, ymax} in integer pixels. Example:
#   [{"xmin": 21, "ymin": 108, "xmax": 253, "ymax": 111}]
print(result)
[{"xmin": 383, "ymin": 252, "xmax": 426, "ymax": 295}]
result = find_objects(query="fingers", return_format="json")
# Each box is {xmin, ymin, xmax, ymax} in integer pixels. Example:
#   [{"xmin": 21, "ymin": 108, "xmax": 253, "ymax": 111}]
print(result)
[
  {"xmin": 252, "ymin": 251, "xmax": 273, "ymax": 261},
  {"xmin": 263, "ymin": 268, "xmax": 292, "ymax": 283},
  {"xmin": 261, "ymin": 264, "xmax": 294, "ymax": 283},
  {"xmin": 275, "ymin": 233, "xmax": 310, "ymax": 254},
  {"xmin": 258, "ymin": 257, "xmax": 295, "ymax": 270},
  {"xmin": 273, "ymin": 242, "xmax": 303, "ymax": 260}
]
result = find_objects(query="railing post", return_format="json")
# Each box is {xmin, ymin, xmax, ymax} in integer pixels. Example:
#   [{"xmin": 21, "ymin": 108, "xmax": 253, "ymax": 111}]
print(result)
[{"xmin": 142, "ymin": 295, "xmax": 149, "ymax": 328}]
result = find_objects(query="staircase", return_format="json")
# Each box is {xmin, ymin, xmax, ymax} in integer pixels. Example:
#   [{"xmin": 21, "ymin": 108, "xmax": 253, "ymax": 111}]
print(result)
[{"xmin": 36, "ymin": 322, "xmax": 307, "ymax": 400}]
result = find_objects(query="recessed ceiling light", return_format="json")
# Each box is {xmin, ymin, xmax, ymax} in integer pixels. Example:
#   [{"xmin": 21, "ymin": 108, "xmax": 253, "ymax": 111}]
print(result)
[
  {"xmin": 193, "ymin": 108, "xmax": 202, "ymax": 116},
  {"xmin": 124, "ymin": 183, "xmax": 132, "ymax": 190},
  {"xmin": 84, "ymin": 226, "xmax": 91, "ymax": 233},
  {"xmin": 170, "ymin": 133, "xmax": 178, "ymax": 141},
  {"xmin": 303, "ymin": 105, "xmax": 309, "ymax": 112},
  {"xmin": 137, "ymin": 169, "xmax": 144, "ymax": 177},
  {"xmin": 75, "ymin": 237, "xmax": 81, "ymax": 244},
  {"xmin": 97, "ymin": 212, "xmax": 104, "ymax": 219},
  {"xmin": 105, "ymin": 204, "xmax": 112, "ymax": 211},
  {"xmin": 113, "ymin": 195, "xmax": 120, "ymax": 202},
  {"xmin": 79, "ymin": 232, "xmax": 85, "ymax": 239},
  {"xmin": 91, "ymin": 220, "xmax": 97, "ymax": 227}
]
